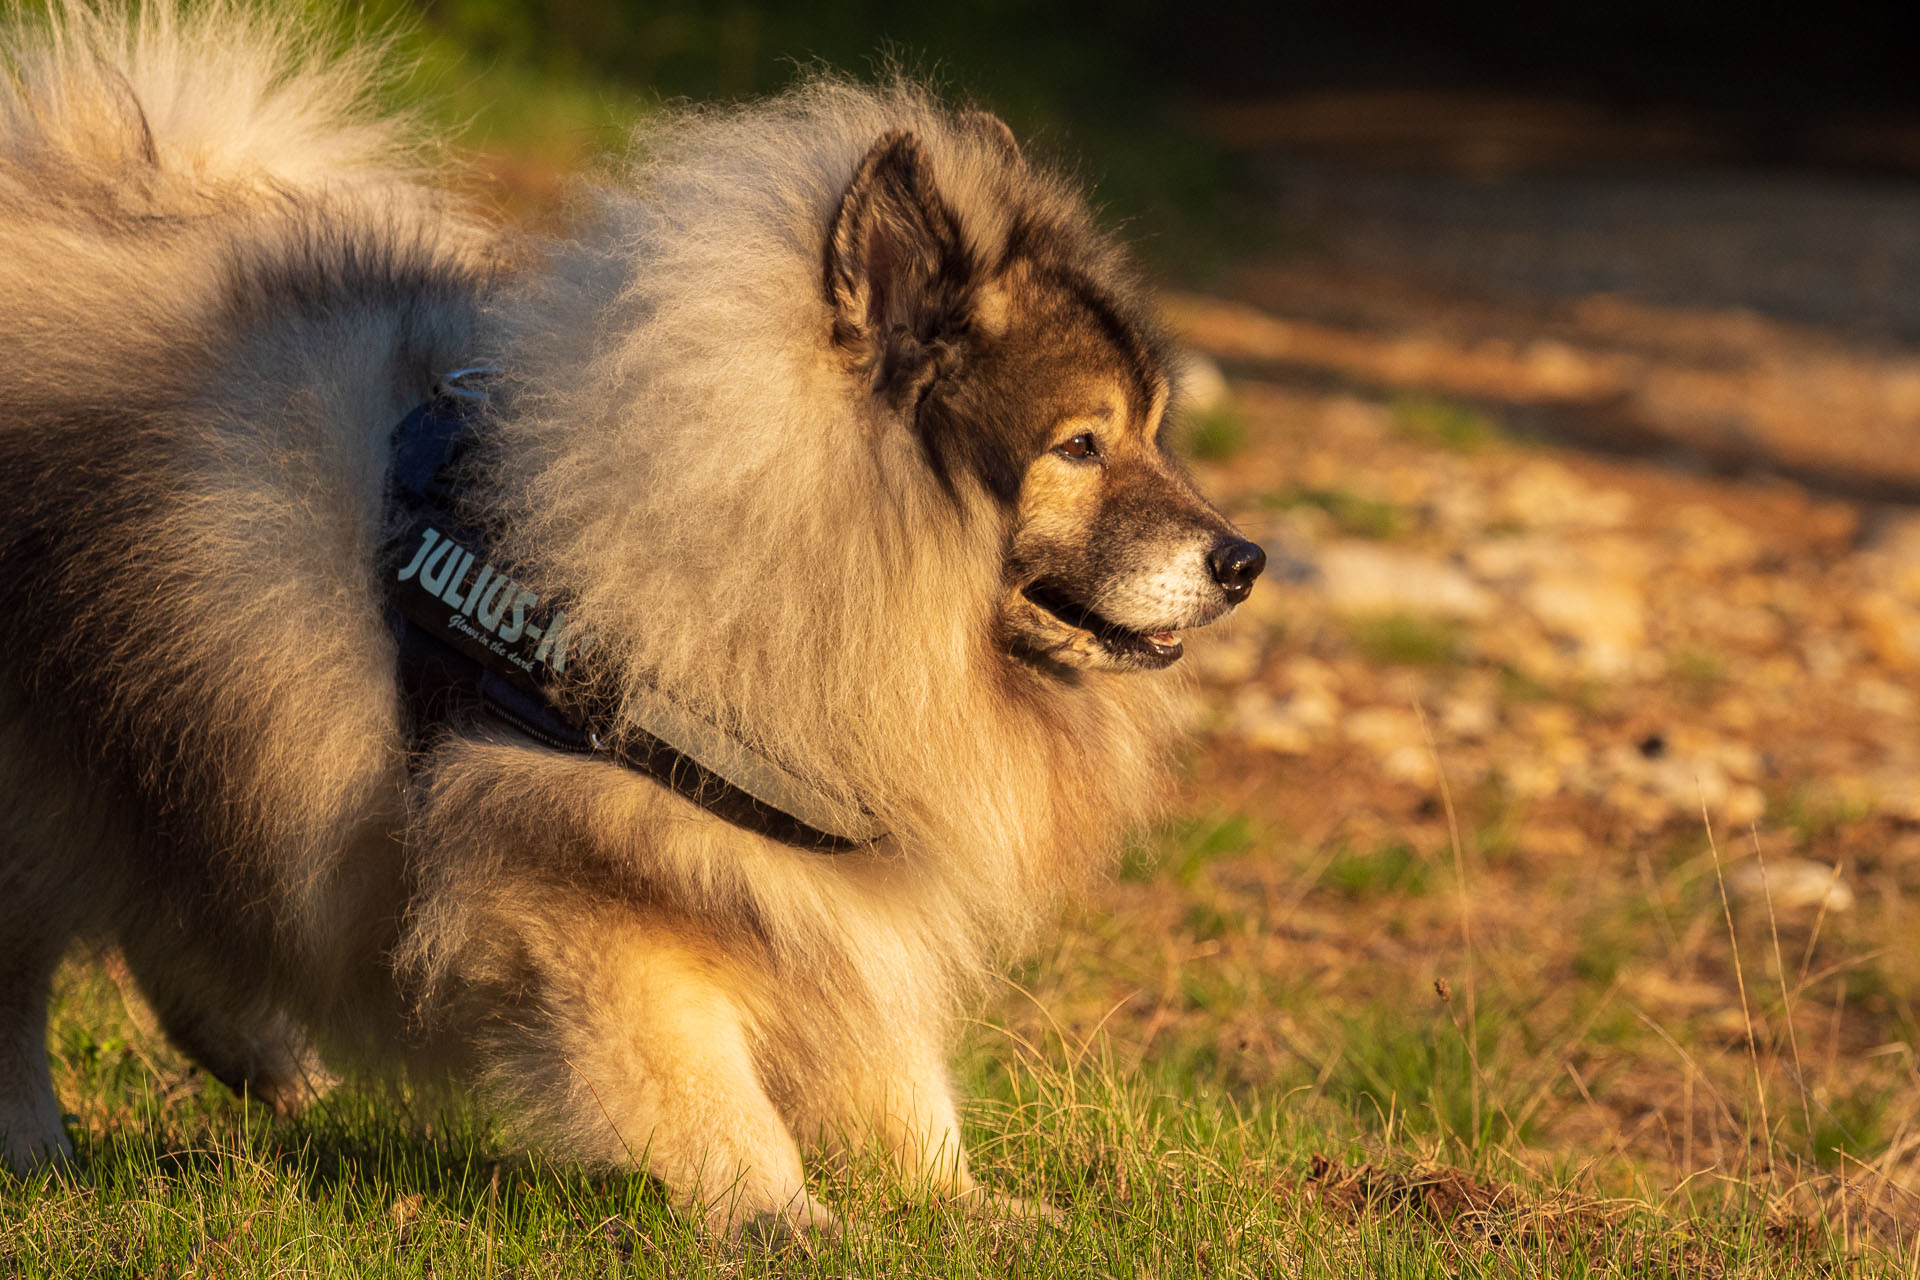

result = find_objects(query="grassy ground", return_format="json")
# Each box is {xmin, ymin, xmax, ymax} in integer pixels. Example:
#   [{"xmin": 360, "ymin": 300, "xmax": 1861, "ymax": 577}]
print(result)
[{"xmin": 0, "ymin": 946, "xmax": 1891, "ymax": 1277}]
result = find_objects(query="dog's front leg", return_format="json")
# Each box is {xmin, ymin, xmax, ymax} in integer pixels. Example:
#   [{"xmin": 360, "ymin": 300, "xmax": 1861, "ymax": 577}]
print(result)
[
  {"xmin": 464, "ymin": 905, "xmax": 833, "ymax": 1239},
  {"xmin": 827, "ymin": 1039, "xmax": 1060, "ymax": 1224},
  {"xmin": 0, "ymin": 932, "xmax": 73, "ymax": 1174}
]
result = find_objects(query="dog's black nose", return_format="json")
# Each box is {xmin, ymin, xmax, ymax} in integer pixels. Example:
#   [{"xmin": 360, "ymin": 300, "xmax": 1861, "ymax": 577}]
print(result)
[{"xmin": 1208, "ymin": 537, "xmax": 1266, "ymax": 603}]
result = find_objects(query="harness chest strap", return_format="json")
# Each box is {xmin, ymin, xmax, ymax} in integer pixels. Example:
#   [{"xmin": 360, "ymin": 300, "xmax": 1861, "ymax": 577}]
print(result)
[{"xmin": 383, "ymin": 372, "xmax": 886, "ymax": 852}]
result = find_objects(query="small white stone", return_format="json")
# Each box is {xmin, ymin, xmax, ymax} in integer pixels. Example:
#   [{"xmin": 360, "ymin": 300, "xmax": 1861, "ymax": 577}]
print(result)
[
  {"xmin": 1857, "ymin": 678, "xmax": 1916, "ymax": 717},
  {"xmin": 1440, "ymin": 695, "xmax": 1497, "ymax": 740},
  {"xmin": 1231, "ymin": 689, "xmax": 1316, "ymax": 755},
  {"xmin": 1189, "ymin": 626, "xmax": 1266, "ymax": 684},
  {"xmin": 1524, "ymin": 573, "xmax": 1646, "ymax": 677},
  {"xmin": 1316, "ymin": 543, "xmax": 1496, "ymax": 621},
  {"xmin": 1729, "ymin": 859, "xmax": 1854, "ymax": 914}
]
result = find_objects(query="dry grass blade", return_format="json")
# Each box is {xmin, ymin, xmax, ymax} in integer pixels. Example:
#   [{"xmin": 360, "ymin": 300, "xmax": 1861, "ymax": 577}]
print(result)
[
  {"xmin": 1748, "ymin": 831, "xmax": 1820, "ymax": 1184},
  {"xmin": 1415, "ymin": 699, "xmax": 1484, "ymax": 1151},
  {"xmin": 1703, "ymin": 796, "xmax": 1774, "ymax": 1180}
]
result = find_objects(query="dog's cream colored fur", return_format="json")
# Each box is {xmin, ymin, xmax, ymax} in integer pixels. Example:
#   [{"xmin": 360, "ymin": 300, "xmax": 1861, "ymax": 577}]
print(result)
[{"xmin": 0, "ymin": 3, "xmax": 1192, "ymax": 1231}]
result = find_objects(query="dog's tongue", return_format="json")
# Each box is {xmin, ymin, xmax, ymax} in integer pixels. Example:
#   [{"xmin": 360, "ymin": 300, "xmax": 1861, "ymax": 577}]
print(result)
[{"xmin": 1146, "ymin": 630, "xmax": 1182, "ymax": 658}]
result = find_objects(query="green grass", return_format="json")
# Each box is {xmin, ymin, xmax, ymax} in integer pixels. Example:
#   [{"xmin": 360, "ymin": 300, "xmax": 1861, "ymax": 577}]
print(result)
[
  {"xmin": 1771, "ymin": 781, "xmax": 1875, "ymax": 845},
  {"xmin": 1804, "ymin": 1081, "xmax": 1892, "ymax": 1170},
  {"xmin": 1495, "ymin": 663, "xmax": 1558, "ymax": 704},
  {"xmin": 1570, "ymin": 922, "xmax": 1632, "ymax": 985},
  {"xmin": 1182, "ymin": 403, "xmax": 1250, "ymax": 463},
  {"xmin": 1666, "ymin": 647, "xmax": 1729, "ymax": 701},
  {"xmin": 1346, "ymin": 614, "xmax": 1464, "ymax": 666},
  {"xmin": 1117, "ymin": 809, "xmax": 1258, "ymax": 885},
  {"xmin": 1319, "ymin": 1005, "xmax": 1529, "ymax": 1151},
  {"xmin": 1389, "ymin": 396, "xmax": 1506, "ymax": 454},
  {"xmin": 1323, "ymin": 842, "xmax": 1432, "ymax": 899},
  {"xmin": 1260, "ymin": 485, "xmax": 1405, "ymax": 539}
]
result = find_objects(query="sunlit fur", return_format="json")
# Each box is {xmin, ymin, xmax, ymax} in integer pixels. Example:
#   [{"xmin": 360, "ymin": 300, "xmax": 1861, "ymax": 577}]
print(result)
[{"xmin": 0, "ymin": 3, "xmax": 1192, "ymax": 1232}]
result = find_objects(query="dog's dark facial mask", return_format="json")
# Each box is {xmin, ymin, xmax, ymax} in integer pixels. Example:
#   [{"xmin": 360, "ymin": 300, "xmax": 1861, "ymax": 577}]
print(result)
[{"xmin": 826, "ymin": 124, "xmax": 1265, "ymax": 673}]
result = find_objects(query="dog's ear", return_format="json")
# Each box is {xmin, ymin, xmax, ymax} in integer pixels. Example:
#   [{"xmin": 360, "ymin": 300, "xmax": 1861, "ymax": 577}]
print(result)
[{"xmin": 825, "ymin": 130, "xmax": 971, "ymax": 383}]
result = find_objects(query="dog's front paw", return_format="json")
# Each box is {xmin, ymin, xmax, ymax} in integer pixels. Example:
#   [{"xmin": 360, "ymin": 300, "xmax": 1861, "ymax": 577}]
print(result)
[
  {"xmin": 948, "ymin": 1187, "xmax": 1065, "ymax": 1227},
  {"xmin": 0, "ymin": 1118, "xmax": 74, "ymax": 1179},
  {"xmin": 733, "ymin": 1194, "xmax": 841, "ymax": 1251}
]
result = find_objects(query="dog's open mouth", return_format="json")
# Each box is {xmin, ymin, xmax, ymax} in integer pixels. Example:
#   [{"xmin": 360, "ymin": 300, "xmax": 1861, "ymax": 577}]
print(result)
[{"xmin": 1021, "ymin": 584, "xmax": 1184, "ymax": 669}]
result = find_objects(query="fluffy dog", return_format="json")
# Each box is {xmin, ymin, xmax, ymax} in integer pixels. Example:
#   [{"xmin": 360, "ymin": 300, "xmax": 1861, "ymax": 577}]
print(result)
[{"xmin": 0, "ymin": 2, "xmax": 1264, "ymax": 1232}]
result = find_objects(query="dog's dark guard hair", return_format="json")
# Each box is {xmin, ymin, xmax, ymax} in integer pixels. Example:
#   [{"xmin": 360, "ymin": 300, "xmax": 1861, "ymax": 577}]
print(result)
[{"xmin": 0, "ymin": 1, "xmax": 1262, "ymax": 1236}]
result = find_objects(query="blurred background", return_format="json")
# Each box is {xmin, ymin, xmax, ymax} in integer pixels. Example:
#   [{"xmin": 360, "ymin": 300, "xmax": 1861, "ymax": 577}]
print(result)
[{"xmin": 372, "ymin": 0, "xmax": 1920, "ymax": 1229}]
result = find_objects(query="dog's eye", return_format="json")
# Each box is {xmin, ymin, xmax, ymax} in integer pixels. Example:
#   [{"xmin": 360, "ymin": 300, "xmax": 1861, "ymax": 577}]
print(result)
[{"xmin": 1056, "ymin": 433, "xmax": 1099, "ymax": 461}]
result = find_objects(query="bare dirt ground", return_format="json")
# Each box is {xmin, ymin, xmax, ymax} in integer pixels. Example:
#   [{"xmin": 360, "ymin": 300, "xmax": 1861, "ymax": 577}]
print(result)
[{"xmin": 1000, "ymin": 151, "xmax": 1920, "ymax": 1252}]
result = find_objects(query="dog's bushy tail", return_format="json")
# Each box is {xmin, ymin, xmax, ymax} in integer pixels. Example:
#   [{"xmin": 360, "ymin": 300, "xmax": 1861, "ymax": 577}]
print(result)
[{"xmin": 0, "ymin": 1, "xmax": 434, "ymax": 206}]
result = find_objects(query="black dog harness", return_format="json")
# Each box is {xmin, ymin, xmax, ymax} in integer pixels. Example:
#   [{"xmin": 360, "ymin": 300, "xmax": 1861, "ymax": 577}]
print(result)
[{"xmin": 383, "ymin": 370, "xmax": 884, "ymax": 852}]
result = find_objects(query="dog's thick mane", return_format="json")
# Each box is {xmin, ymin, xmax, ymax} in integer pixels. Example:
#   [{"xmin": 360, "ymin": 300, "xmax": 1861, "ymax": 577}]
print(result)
[{"xmin": 478, "ymin": 80, "xmax": 1187, "ymax": 974}]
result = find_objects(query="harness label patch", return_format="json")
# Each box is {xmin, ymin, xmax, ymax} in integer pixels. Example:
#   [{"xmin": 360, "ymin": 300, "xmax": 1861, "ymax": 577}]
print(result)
[{"xmin": 392, "ymin": 524, "xmax": 580, "ymax": 679}]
